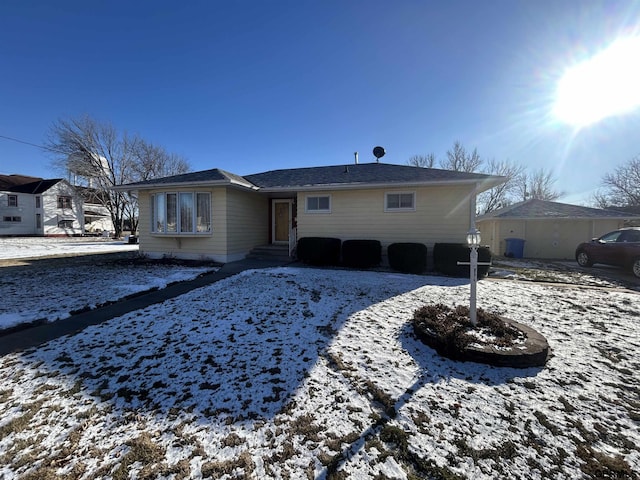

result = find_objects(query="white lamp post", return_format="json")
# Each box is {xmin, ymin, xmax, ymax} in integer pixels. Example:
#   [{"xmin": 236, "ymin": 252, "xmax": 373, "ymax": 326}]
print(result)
[{"xmin": 466, "ymin": 228, "xmax": 481, "ymax": 326}]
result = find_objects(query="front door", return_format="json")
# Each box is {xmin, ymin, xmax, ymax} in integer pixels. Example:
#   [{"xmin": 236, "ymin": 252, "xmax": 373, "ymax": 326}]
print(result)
[{"xmin": 272, "ymin": 200, "xmax": 292, "ymax": 244}]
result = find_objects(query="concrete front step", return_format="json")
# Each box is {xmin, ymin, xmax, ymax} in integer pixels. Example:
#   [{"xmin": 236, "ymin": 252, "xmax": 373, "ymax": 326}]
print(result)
[{"xmin": 246, "ymin": 245, "xmax": 292, "ymax": 262}]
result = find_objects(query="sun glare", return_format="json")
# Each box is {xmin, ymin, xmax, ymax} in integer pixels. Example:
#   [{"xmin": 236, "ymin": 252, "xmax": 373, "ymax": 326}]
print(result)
[{"xmin": 554, "ymin": 36, "xmax": 640, "ymax": 127}]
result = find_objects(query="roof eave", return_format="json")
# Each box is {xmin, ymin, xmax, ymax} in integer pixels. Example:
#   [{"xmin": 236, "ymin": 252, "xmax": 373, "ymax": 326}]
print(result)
[
  {"xmin": 257, "ymin": 177, "xmax": 505, "ymax": 193},
  {"xmin": 113, "ymin": 179, "xmax": 259, "ymax": 192}
]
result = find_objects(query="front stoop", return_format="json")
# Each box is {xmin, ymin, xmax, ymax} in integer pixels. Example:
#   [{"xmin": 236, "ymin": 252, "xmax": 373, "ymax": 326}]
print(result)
[{"xmin": 246, "ymin": 244, "xmax": 292, "ymax": 262}]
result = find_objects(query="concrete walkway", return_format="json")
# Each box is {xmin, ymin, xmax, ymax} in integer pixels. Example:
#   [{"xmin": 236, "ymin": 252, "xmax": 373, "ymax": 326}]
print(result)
[{"xmin": 0, "ymin": 258, "xmax": 290, "ymax": 356}]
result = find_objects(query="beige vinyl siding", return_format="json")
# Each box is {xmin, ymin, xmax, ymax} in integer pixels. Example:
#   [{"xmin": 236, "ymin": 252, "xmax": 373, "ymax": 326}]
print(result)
[
  {"xmin": 225, "ymin": 188, "xmax": 269, "ymax": 256},
  {"xmin": 297, "ymin": 185, "xmax": 473, "ymax": 249},
  {"xmin": 526, "ymin": 219, "xmax": 625, "ymax": 259},
  {"xmin": 478, "ymin": 218, "xmax": 626, "ymax": 259},
  {"xmin": 138, "ymin": 187, "xmax": 268, "ymax": 262},
  {"xmin": 138, "ymin": 188, "xmax": 228, "ymax": 261}
]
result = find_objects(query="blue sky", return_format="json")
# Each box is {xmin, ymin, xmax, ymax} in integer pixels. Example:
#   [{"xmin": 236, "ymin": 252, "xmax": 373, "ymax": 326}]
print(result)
[{"xmin": 1, "ymin": 0, "xmax": 639, "ymax": 204}]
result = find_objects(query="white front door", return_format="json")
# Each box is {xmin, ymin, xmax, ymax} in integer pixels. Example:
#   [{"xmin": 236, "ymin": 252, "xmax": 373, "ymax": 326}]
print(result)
[{"xmin": 272, "ymin": 200, "xmax": 292, "ymax": 244}]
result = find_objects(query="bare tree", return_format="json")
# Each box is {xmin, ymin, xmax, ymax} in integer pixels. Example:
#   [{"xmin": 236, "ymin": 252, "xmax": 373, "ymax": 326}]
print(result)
[
  {"xmin": 407, "ymin": 153, "xmax": 436, "ymax": 168},
  {"xmin": 441, "ymin": 140, "xmax": 482, "ymax": 172},
  {"xmin": 598, "ymin": 156, "xmax": 640, "ymax": 207},
  {"xmin": 516, "ymin": 169, "xmax": 562, "ymax": 201},
  {"xmin": 124, "ymin": 139, "xmax": 191, "ymax": 232},
  {"xmin": 478, "ymin": 159, "xmax": 526, "ymax": 213},
  {"xmin": 46, "ymin": 115, "xmax": 191, "ymax": 237},
  {"xmin": 130, "ymin": 139, "xmax": 190, "ymax": 181},
  {"xmin": 46, "ymin": 116, "xmax": 136, "ymax": 237}
]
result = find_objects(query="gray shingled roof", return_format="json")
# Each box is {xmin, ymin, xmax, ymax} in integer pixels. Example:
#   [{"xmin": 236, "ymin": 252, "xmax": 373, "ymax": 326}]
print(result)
[
  {"xmin": 0, "ymin": 175, "xmax": 64, "ymax": 194},
  {"xmin": 121, "ymin": 162, "xmax": 505, "ymax": 191},
  {"xmin": 244, "ymin": 163, "xmax": 499, "ymax": 189},
  {"xmin": 478, "ymin": 199, "xmax": 635, "ymax": 220},
  {"xmin": 0, "ymin": 174, "xmax": 46, "ymax": 190},
  {"xmin": 122, "ymin": 169, "xmax": 256, "ymax": 189}
]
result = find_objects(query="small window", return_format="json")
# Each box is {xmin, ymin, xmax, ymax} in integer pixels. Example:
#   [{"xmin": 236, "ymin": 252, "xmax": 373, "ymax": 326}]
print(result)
[
  {"xmin": 8, "ymin": 195, "xmax": 18, "ymax": 207},
  {"xmin": 57, "ymin": 196, "xmax": 72, "ymax": 209},
  {"xmin": 35, "ymin": 196, "xmax": 41, "ymax": 208},
  {"xmin": 306, "ymin": 195, "xmax": 331, "ymax": 213},
  {"xmin": 3, "ymin": 216, "xmax": 21, "ymax": 222},
  {"xmin": 385, "ymin": 192, "xmax": 415, "ymax": 211},
  {"xmin": 58, "ymin": 219, "xmax": 74, "ymax": 228}
]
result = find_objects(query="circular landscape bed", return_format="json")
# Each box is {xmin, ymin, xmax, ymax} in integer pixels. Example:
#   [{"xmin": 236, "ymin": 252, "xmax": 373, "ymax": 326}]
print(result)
[{"xmin": 412, "ymin": 304, "xmax": 549, "ymax": 368}]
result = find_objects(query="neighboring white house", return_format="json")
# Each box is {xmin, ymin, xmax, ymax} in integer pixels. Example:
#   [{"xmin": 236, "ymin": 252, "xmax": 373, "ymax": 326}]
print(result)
[
  {"xmin": 0, "ymin": 174, "xmax": 84, "ymax": 236},
  {"xmin": 117, "ymin": 162, "xmax": 506, "ymax": 263},
  {"xmin": 477, "ymin": 199, "xmax": 640, "ymax": 259},
  {"xmin": 75, "ymin": 186, "xmax": 115, "ymax": 234}
]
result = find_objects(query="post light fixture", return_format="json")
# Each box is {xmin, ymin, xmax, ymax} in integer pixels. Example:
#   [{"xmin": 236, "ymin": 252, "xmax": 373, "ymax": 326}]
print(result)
[
  {"xmin": 467, "ymin": 228, "xmax": 481, "ymax": 326},
  {"xmin": 466, "ymin": 229, "xmax": 481, "ymax": 247}
]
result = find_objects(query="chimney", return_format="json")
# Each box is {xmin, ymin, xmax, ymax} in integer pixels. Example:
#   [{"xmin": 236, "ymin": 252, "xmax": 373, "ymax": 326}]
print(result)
[{"xmin": 354, "ymin": 151, "xmax": 359, "ymax": 164}]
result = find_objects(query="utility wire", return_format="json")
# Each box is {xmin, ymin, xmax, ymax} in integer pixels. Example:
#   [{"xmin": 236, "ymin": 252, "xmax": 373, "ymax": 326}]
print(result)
[
  {"xmin": 0, "ymin": 134, "xmax": 48, "ymax": 150},
  {"xmin": 0, "ymin": 134, "xmax": 67, "ymax": 155}
]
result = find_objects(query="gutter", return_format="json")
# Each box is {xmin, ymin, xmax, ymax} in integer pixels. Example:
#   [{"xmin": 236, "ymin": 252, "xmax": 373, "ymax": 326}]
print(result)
[{"xmin": 112, "ymin": 178, "xmax": 260, "ymax": 192}]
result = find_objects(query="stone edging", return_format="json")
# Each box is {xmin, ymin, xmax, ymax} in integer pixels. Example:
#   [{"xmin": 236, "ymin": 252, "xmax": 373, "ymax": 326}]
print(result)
[{"xmin": 414, "ymin": 319, "xmax": 550, "ymax": 369}]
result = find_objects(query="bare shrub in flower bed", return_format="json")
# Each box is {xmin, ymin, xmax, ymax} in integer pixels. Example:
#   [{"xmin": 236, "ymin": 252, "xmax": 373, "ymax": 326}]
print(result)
[{"xmin": 412, "ymin": 304, "xmax": 524, "ymax": 360}]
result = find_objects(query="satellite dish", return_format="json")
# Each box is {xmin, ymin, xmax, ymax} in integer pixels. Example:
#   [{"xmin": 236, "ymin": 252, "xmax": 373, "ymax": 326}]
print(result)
[{"xmin": 373, "ymin": 146, "xmax": 386, "ymax": 160}]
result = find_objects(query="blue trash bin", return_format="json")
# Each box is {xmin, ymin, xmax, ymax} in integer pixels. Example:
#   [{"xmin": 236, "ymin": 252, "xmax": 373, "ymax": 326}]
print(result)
[{"xmin": 504, "ymin": 238, "xmax": 525, "ymax": 258}]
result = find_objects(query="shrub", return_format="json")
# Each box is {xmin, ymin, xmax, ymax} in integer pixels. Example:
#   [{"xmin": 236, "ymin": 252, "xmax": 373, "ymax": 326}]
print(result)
[
  {"xmin": 388, "ymin": 243, "xmax": 427, "ymax": 273},
  {"xmin": 433, "ymin": 243, "xmax": 491, "ymax": 278},
  {"xmin": 341, "ymin": 239, "xmax": 381, "ymax": 268},
  {"xmin": 296, "ymin": 237, "xmax": 341, "ymax": 265}
]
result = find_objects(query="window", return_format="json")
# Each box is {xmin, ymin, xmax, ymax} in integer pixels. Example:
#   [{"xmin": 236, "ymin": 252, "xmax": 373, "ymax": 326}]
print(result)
[
  {"xmin": 36, "ymin": 214, "xmax": 42, "ymax": 229},
  {"xmin": 306, "ymin": 195, "xmax": 331, "ymax": 213},
  {"xmin": 57, "ymin": 196, "xmax": 72, "ymax": 209},
  {"xmin": 58, "ymin": 219, "xmax": 74, "ymax": 228},
  {"xmin": 8, "ymin": 195, "xmax": 17, "ymax": 207},
  {"xmin": 385, "ymin": 192, "xmax": 415, "ymax": 211},
  {"xmin": 180, "ymin": 192, "xmax": 194, "ymax": 233},
  {"xmin": 151, "ymin": 192, "xmax": 211, "ymax": 234},
  {"xmin": 166, "ymin": 193, "xmax": 177, "ymax": 232},
  {"xmin": 35, "ymin": 196, "xmax": 41, "ymax": 208},
  {"xmin": 3, "ymin": 216, "xmax": 21, "ymax": 222}
]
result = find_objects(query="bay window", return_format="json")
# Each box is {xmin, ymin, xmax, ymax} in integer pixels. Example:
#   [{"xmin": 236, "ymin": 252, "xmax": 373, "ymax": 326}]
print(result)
[{"xmin": 152, "ymin": 192, "xmax": 211, "ymax": 234}]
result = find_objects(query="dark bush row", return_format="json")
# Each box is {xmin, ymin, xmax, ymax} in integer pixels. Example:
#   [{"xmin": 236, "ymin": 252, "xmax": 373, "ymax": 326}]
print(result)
[
  {"xmin": 296, "ymin": 237, "xmax": 382, "ymax": 267},
  {"xmin": 296, "ymin": 237, "xmax": 426, "ymax": 272},
  {"xmin": 342, "ymin": 240, "xmax": 382, "ymax": 268},
  {"xmin": 433, "ymin": 243, "xmax": 491, "ymax": 278},
  {"xmin": 388, "ymin": 243, "xmax": 428, "ymax": 274},
  {"xmin": 296, "ymin": 237, "xmax": 341, "ymax": 265},
  {"xmin": 296, "ymin": 238, "xmax": 492, "ymax": 277}
]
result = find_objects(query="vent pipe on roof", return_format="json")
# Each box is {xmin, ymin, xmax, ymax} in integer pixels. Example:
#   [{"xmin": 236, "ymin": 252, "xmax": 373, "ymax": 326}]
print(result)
[{"xmin": 354, "ymin": 151, "xmax": 358, "ymax": 164}]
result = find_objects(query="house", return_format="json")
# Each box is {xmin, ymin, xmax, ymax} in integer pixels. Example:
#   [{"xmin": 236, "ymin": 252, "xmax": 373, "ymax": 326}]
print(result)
[
  {"xmin": 0, "ymin": 174, "xmax": 84, "ymax": 236},
  {"xmin": 75, "ymin": 186, "xmax": 115, "ymax": 234},
  {"xmin": 476, "ymin": 199, "xmax": 640, "ymax": 259},
  {"xmin": 117, "ymin": 162, "xmax": 505, "ymax": 264}
]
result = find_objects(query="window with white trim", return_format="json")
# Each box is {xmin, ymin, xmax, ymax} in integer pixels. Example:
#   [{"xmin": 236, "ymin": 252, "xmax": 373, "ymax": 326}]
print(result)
[
  {"xmin": 8, "ymin": 195, "xmax": 18, "ymax": 207},
  {"xmin": 57, "ymin": 196, "xmax": 72, "ymax": 209},
  {"xmin": 151, "ymin": 192, "xmax": 211, "ymax": 234},
  {"xmin": 385, "ymin": 192, "xmax": 415, "ymax": 211},
  {"xmin": 305, "ymin": 195, "xmax": 331, "ymax": 213},
  {"xmin": 3, "ymin": 216, "xmax": 21, "ymax": 222}
]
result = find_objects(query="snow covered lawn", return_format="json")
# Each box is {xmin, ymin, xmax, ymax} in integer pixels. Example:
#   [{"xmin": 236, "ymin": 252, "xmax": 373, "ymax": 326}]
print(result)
[
  {"xmin": 1, "ymin": 266, "xmax": 638, "ymax": 479},
  {"xmin": 0, "ymin": 237, "xmax": 215, "ymax": 332},
  {"xmin": 0, "ymin": 236, "xmax": 139, "ymax": 260}
]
